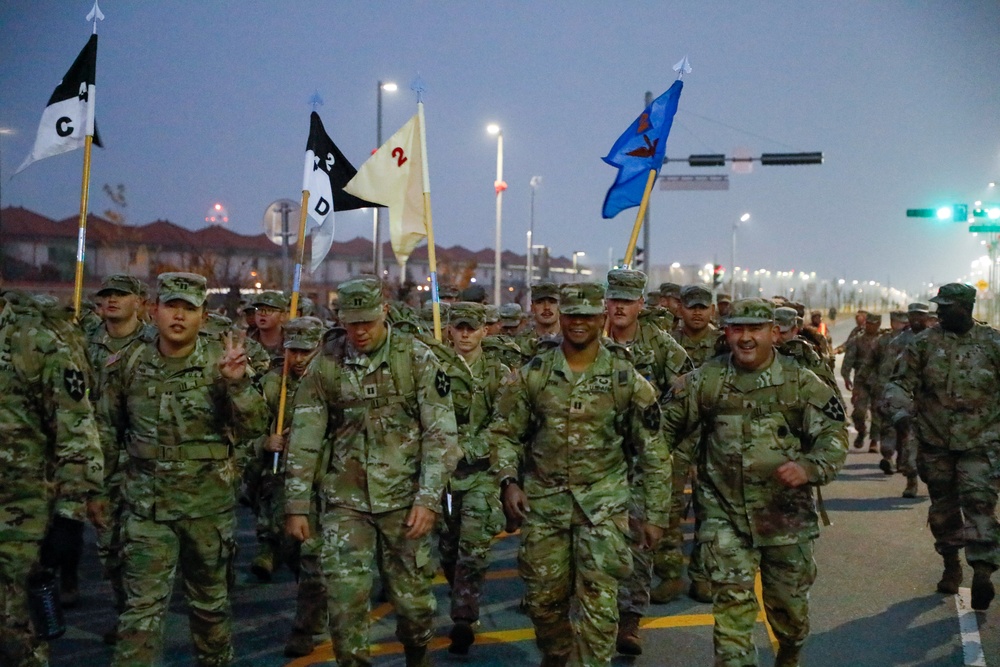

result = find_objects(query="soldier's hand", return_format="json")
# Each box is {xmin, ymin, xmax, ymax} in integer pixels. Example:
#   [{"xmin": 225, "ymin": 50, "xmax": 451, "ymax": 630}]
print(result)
[
  {"xmin": 843, "ymin": 378, "xmax": 853, "ymax": 392},
  {"xmin": 641, "ymin": 523, "xmax": 664, "ymax": 550},
  {"xmin": 286, "ymin": 515, "xmax": 310, "ymax": 542},
  {"xmin": 264, "ymin": 429, "xmax": 288, "ymax": 453},
  {"xmin": 502, "ymin": 481, "xmax": 530, "ymax": 530},
  {"xmin": 219, "ymin": 331, "xmax": 248, "ymax": 381},
  {"xmin": 86, "ymin": 498, "xmax": 108, "ymax": 531},
  {"xmin": 775, "ymin": 461, "xmax": 809, "ymax": 488},
  {"xmin": 404, "ymin": 505, "xmax": 438, "ymax": 539}
]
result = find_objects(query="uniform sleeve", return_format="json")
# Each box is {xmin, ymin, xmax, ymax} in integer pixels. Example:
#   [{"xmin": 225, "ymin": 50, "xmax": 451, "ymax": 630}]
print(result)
[
  {"xmin": 629, "ymin": 371, "xmax": 673, "ymax": 528},
  {"xmin": 40, "ymin": 333, "xmax": 104, "ymax": 520},
  {"xmin": 488, "ymin": 367, "xmax": 533, "ymax": 483},
  {"xmin": 841, "ymin": 337, "xmax": 857, "ymax": 381},
  {"xmin": 883, "ymin": 337, "xmax": 920, "ymax": 423},
  {"xmin": 284, "ymin": 355, "xmax": 335, "ymax": 515},
  {"xmin": 660, "ymin": 370, "xmax": 701, "ymax": 454},
  {"xmin": 412, "ymin": 342, "xmax": 461, "ymax": 509},
  {"xmin": 798, "ymin": 371, "xmax": 849, "ymax": 486}
]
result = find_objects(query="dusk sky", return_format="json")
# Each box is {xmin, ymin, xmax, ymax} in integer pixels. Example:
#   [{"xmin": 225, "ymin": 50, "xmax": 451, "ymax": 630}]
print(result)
[{"xmin": 2, "ymin": 1, "xmax": 999, "ymax": 298}]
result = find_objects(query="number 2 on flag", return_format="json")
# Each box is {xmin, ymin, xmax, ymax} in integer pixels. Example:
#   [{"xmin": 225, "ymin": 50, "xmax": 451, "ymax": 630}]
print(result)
[{"xmin": 392, "ymin": 147, "xmax": 407, "ymax": 167}]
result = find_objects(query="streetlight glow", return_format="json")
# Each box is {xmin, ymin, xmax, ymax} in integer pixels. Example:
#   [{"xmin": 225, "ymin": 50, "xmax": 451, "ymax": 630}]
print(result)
[
  {"xmin": 381, "ymin": 82, "xmax": 397, "ymax": 92},
  {"xmin": 486, "ymin": 124, "xmax": 500, "ymax": 135}
]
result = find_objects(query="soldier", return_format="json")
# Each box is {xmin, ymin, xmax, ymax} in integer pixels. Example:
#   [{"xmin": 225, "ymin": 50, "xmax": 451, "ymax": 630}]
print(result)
[
  {"xmin": 662, "ymin": 298, "xmax": 848, "ymax": 667},
  {"xmin": 604, "ymin": 269, "xmax": 691, "ymax": 655},
  {"xmin": 870, "ymin": 311, "xmax": 909, "ymax": 476},
  {"xmin": 284, "ymin": 276, "xmax": 460, "ymax": 667},
  {"xmin": 251, "ymin": 316, "xmax": 331, "ymax": 657},
  {"xmin": 250, "ymin": 291, "xmax": 289, "ymax": 364},
  {"xmin": 716, "ymin": 293, "xmax": 733, "ymax": 323},
  {"xmin": 884, "ymin": 283, "xmax": 1000, "ymax": 610},
  {"xmin": 842, "ymin": 312, "xmax": 883, "ymax": 451},
  {"xmin": 517, "ymin": 282, "xmax": 561, "ymax": 358},
  {"xmin": 773, "ymin": 306, "xmax": 840, "ymax": 395},
  {"xmin": 99, "ymin": 272, "xmax": 269, "ymax": 667},
  {"xmin": 834, "ymin": 309, "xmax": 867, "ymax": 354},
  {"xmin": 492, "ymin": 282, "xmax": 671, "ymax": 667},
  {"xmin": 459, "ymin": 283, "xmax": 487, "ymax": 304},
  {"xmin": 671, "ymin": 285, "xmax": 720, "ymax": 368},
  {"xmin": 484, "ymin": 305, "xmax": 501, "ymax": 336},
  {"xmin": 439, "ymin": 283, "xmax": 461, "ymax": 304},
  {"xmin": 0, "ymin": 290, "xmax": 106, "ymax": 667},
  {"xmin": 438, "ymin": 302, "xmax": 509, "ymax": 655},
  {"xmin": 657, "ymin": 282, "xmax": 682, "ymax": 320},
  {"xmin": 499, "ymin": 303, "xmax": 524, "ymax": 336}
]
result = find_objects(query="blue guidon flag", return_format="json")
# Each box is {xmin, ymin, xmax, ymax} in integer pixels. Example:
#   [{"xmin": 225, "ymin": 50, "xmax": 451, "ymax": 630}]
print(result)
[
  {"xmin": 601, "ymin": 80, "xmax": 683, "ymax": 219},
  {"xmin": 17, "ymin": 34, "xmax": 102, "ymax": 173}
]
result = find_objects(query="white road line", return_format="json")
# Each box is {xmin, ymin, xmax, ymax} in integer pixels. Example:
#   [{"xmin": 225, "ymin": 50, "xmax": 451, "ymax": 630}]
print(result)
[{"xmin": 955, "ymin": 588, "xmax": 987, "ymax": 667}]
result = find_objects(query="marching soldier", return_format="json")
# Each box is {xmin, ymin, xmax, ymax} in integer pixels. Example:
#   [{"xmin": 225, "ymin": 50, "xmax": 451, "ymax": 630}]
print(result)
[
  {"xmin": 842, "ymin": 312, "xmax": 884, "ymax": 451},
  {"xmin": 516, "ymin": 281, "xmax": 562, "ymax": 358}
]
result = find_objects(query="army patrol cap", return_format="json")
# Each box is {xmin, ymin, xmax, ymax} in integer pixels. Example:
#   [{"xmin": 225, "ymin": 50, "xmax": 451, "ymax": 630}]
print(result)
[
  {"xmin": 483, "ymin": 304, "xmax": 500, "ymax": 324},
  {"xmin": 907, "ymin": 302, "xmax": 930, "ymax": 313},
  {"xmin": 203, "ymin": 312, "xmax": 234, "ymax": 336},
  {"xmin": 337, "ymin": 277, "xmax": 385, "ymax": 323},
  {"xmin": 283, "ymin": 316, "xmax": 326, "ymax": 350},
  {"xmin": 97, "ymin": 274, "xmax": 143, "ymax": 297},
  {"xmin": 717, "ymin": 293, "xmax": 732, "ymax": 304},
  {"xmin": 459, "ymin": 283, "xmax": 487, "ymax": 303},
  {"xmin": 658, "ymin": 282, "xmax": 681, "ymax": 299},
  {"xmin": 866, "ymin": 313, "xmax": 883, "ymax": 325},
  {"xmin": 774, "ymin": 306, "xmax": 798, "ymax": 332},
  {"xmin": 157, "ymin": 272, "xmax": 207, "ymax": 307},
  {"xmin": 559, "ymin": 282, "xmax": 606, "ymax": 315},
  {"xmin": 449, "ymin": 302, "xmax": 486, "ymax": 328},
  {"xmin": 930, "ymin": 282, "xmax": 976, "ymax": 306},
  {"xmin": 438, "ymin": 284, "xmax": 460, "ymax": 300},
  {"xmin": 606, "ymin": 269, "xmax": 647, "ymax": 301},
  {"xmin": 725, "ymin": 298, "xmax": 774, "ymax": 325},
  {"xmin": 530, "ymin": 281, "xmax": 561, "ymax": 302},
  {"xmin": 499, "ymin": 303, "xmax": 523, "ymax": 327},
  {"xmin": 890, "ymin": 310, "xmax": 908, "ymax": 323},
  {"xmin": 252, "ymin": 290, "xmax": 289, "ymax": 311},
  {"xmin": 681, "ymin": 284, "xmax": 713, "ymax": 308}
]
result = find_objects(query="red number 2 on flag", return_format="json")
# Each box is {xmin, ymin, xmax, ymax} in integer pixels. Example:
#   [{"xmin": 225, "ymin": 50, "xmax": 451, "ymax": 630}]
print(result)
[{"xmin": 392, "ymin": 147, "xmax": 408, "ymax": 167}]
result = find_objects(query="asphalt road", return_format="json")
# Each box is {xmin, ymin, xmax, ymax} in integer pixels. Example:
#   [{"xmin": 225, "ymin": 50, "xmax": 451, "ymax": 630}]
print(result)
[{"xmin": 50, "ymin": 314, "xmax": 998, "ymax": 666}]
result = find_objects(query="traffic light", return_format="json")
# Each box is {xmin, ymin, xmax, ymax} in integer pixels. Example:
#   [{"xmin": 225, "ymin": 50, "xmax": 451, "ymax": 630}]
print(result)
[
  {"xmin": 760, "ymin": 152, "xmax": 823, "ymax": 165},
  {"xmin": 634, "ymin": 247, "xmax": 644, "ymax": 269},
  {"xmin": 907, "ymin": 204, "xmax": 969, "ymax": 222},
  {"xmin": 688, "ymin": 154, "xmax": 725, "ymax": 167},
  {"xmin": 712, "ymin": 264, "xmax": 724, "ymax": 288}
]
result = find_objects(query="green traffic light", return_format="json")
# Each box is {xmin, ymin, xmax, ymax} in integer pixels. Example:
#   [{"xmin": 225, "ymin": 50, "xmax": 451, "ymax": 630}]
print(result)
[{"xmin": 936, "ymin": 206, "xmax": 952, "ymax": 220}]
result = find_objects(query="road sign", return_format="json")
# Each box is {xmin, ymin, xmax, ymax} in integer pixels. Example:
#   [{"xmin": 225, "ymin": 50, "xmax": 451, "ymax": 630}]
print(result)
[{"xmin": 969, "ymin": 225, "xmax": 1000, "ymax": 233}]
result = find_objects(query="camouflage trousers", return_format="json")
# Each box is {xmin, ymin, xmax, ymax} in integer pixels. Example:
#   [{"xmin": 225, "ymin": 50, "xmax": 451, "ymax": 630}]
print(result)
[
  {"xmin": 875, "ymin": 407, "xmax": 917, "ymax": 478},
  {"xmin": 849, "ymin": 382, "xmax": 880, "ymax": 440},
  {"xmin": 916, "ymin": 443, "xmax": 1000, "ymax": 566},
  {"xmin": 519, "ymin": 496, "xmax": 632, "ymax": 667},
  {"xmin": 700, "ymin": 518, "xmax": 817, "ymax": 667},
  {"xmin": 320, "ymin": 505, "xmax": 436, "ymax": 667},
  {"xmin": 438, "ymin": 468, "xmax": 504, "ymax": 623},
  {"xmin": 0, "ymin": 539, "xmax": 48, "ymax": 667},
  {"xmin": 112, "ymin": 511, "xmax": 236, "ymax": 667},
  {"xmin": 617, "ymin": 498, "xmax": 652, "ymax": 616},
  {"xmin": 653, "ymin": 448, "xmax": 706, "ymax": 585},
  {"xmin": 292, "ymin": 513, "xmax": 328, "ymax": 637},
  {"xmin": 96, "ymin": 482, "xmax": 127, "ymax": 613},
  {"xmin": 254, "ymin": 467, "xmax": 298, "ymax": 566}
]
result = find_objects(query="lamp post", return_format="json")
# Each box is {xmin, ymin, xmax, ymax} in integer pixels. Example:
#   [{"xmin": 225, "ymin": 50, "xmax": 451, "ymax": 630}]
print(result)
[
  {"xmin": 0, "ymin": 128, "xmax": 13, "ymax": 262},
  {"xmin": 527, "ymin": 175, "xmax": 541, "ymax": 290},
  {"xmin": 488, "ymin": 124, "xmax": 505, "ymax": 304},
  {"xmin": 374, "ymin": 80, "xmax": 397, "ymax": 278},
  {"xmin": 572, "ymin": 251, "xmax": 586, "ymax": 281},
  {"xmin": 730, "ymin": 212, "xmax": 750, "ymax": 298}
]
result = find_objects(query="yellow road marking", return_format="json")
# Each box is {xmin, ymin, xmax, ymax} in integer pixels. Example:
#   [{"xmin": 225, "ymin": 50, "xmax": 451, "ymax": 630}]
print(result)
[{"xmin": 754, "ymin": 570, "xmax": 779, "ymax": 651}]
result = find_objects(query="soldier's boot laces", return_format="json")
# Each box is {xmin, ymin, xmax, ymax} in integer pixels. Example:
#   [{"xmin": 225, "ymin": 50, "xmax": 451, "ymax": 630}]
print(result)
[
  {"xmin": 689, "ymin": 579, "xmax": 713, "ymax": 603},
  {"xmin": 649, "ymin": 577, "xmax": 685, "ymax": 604},
  {"xmin": 616, "ymin": 612, "xmax": 643, "ymax": 656},
  {"xmin": 403, "ymin": 644, "xmax": 431, "ymax": 667},
  {"xmin": 971, "ymin": 563, "xmax": 997, "ymax": 611},
  {"xmin": 250, "ymin": 545, "xmax": 275, "ymax": 582},
  {"xmin": 283, "ymin": 630, "xmax": 316, "ymax": 658},
  {"xmin": 936, "ymin": 552, "xmax": 963, "ymax": 595},
  {"xmin": 902, "ymin": 476, "xmax": 919, "ymax": 498},
  {"xmin": 448, "ymin": 620, "xmax": 475, "ymax": 655}
]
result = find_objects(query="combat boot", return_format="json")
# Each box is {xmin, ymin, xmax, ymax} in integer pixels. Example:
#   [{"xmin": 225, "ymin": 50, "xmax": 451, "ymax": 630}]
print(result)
[
  {"xmin": 649, "ymin": 577, "xmax": 685, "ymax": 604},
  {"xmin": 689, "ymin": 579, "xmax": 713, "ymax": 603},
  {"xmin": 403, "ymin": 644, "xmax": 431, "ymax": 667},
  {"xmin": 775, "ymin": 642, "xmax": 801, "ymax": 667},
  {"xmin": 448, "ymin": 620, "xmax": 475, "ymax": 655},
  {"xmin": 283, "ymin": 630, "xmax": 316, "ymax": 658},
  {"xmin": 868, "ymin": 440, "xmax": 879, "ymax": 453},
  {"xmin": 878, "ymin": 457, "xmax": 894, "ymax": 475},
  {"xmin": 902, "ymin": 476, "xmax": 918, "ymax": 498},
  {"xmin": 539, "ymin": 654, "xmax": 568, "ymax": 667},
  {"xmin": 852, "ymin": 433, "xmax": 865, "ymax": 450},
  {"xmin": 936, "ymin": 551, "xmax": 962, "ymax": 594},
  {"xmin": 250, "ymin": 543, "xmax": 275, "ymax": 582},
  {"xmin": 971, "ymin": 562, "xmax": 997, "ymax": 611},
  {"xmin": 616, "ymin": 612, "xmax": 642, "ymax": 655}
]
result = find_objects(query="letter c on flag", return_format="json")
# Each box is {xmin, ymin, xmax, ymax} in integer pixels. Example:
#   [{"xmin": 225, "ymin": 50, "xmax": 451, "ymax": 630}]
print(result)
[
  {"xmin": 314, "ymin": 197, "xmax": 330, "ymax": 217},
  {"xmin": 56, "ymin": 117, "xmax": 74, "ymax": 137}
]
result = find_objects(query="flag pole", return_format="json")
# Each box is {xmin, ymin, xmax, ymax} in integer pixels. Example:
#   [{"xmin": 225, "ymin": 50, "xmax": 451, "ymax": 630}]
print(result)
[
  {"xmin": 417, "ymin": 101, "xmax": 441, "ymax": 341},
  {"xmin": 272, "ymin": 190, "xmax": 311, "ymax": 473},
  {"xmin": 622, "ymin": 169, "xmax": 657, "ymax": 267},
  {"xmin": 72, "ymin": 135, "xmax": 95, "ymax": 318}
]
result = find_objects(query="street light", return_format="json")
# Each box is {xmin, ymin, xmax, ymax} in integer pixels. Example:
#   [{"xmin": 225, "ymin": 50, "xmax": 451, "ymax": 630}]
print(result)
[
  {"xmin": 374, "ymin": 80, "xmax": 397, "ymax": 278},
  {"xmin": 572, "ymin": 251, "xmax": 586, "ymax": 281},
  {"xmin": 488, "ymin": 124, "xmax": 505, "ymax": 304},
  {"xmin": 730, "ymin": 212, "xmax": 750, "ymax": 298},
  {"xmin": 527, "ymin": 175, "xmax": 541, "ymax": 289},
  {"xmin": 0, "ymin": 127, "xmax": 14, "ymax": 260}
]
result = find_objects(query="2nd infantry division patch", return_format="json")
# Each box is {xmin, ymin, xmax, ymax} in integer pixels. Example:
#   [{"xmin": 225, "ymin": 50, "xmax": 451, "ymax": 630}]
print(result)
[
  {"xmin": 64, "ymin": 368, "xmax": 86, "ymax": 402},
  {"xmin": 821, "ymin": 395, "xmax": 846, "ymax": 422},
  {"xmin": 435, "ymin": 369, "xmax": 451, "ymax": 397}
]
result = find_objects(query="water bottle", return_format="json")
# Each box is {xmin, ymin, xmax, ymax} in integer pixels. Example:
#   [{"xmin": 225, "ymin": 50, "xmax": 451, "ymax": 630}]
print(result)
[{"xmin": 27, "ymin": 569, "xmax": 66, "ymax": 640}]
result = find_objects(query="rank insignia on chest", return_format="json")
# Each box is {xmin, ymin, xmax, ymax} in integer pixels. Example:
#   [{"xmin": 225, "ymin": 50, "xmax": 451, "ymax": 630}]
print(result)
[
  {"xmin": 435, "ymin": 369, "xmax": 451, "ymax": 397},
  {"xmin": 64, "ymin": 368, "xmax": 86, "ymax": 402},
  {"xmin": 570, "ymin": 399, "xmax": 584, "ymax": 414}
]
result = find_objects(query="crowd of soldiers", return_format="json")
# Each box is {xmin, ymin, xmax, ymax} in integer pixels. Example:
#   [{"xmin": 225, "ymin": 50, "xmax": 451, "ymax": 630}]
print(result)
[{"xmin": 1, "ymin": 264, "xmax": 998, "ymax": 667}]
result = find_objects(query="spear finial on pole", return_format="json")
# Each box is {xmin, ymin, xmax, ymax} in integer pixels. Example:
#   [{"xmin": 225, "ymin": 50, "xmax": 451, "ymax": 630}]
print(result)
[{"xmin": 86, "ymin": 0, "xmax": 105, "ymax": 34}]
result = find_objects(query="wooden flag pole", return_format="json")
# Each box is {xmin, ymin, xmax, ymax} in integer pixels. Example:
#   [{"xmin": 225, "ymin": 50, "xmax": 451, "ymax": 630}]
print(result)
[
  {"xmin": 72, "ymin": 135, "xmax": 95, "ymax": 319},
  {"xmin": 417, "ymin": 102, "xmax": 441, "ymax": 342},
  {"xmin": 622, "ymin": 168, "xmax": 657, "ymax": 268},
  {"xmin": 272, "ymin": 190, "xmax": 311, "ymax": 473}
]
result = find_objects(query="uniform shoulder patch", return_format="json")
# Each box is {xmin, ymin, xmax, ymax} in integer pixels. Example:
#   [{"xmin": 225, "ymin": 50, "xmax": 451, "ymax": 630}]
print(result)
[
  {"xmin": 435, "ymin": 369, "xmax": 451, "ymax": 397},
  {"xmin": 643, "ymin": 402, "xmax": 661, "ymax": 431},
  {"xmin": 64, "ymin": 367, "xmax": 86, "ymax": 402},
  {"xmin": 820, "ymin": 395, "xmax": 846, "ymax": 422}
]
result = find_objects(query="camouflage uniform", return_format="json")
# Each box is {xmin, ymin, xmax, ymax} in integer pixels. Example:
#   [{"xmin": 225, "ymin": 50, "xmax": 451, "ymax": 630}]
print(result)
[
  {"xmin": 870, "ymin": 312, "xmax": 909, "ymax": 473},
  {"xmin": 437, "ymin": 303, "xmax": 509, "ymax": 651},
  {"xmin": 492, "ymin": 283, "xmax": 671, "ymax": 666},
  {"xmin": 99, "ymin": 273, "xmax": 269, "ymax": 667},
  {"xmin": 663, "ymin": 299, "xmax": 848, "ymax": 667},
  {"xmin": 284, "ymin": 277, "xmax": 460, "ymax": 667},
  {"xmin": 885, "ymin": 284, "xmax": 1000, "ymax": 609},
  {"xmin": 0, "ymin": 291, "xmax": 104, "ymax": 667},
  {"xmin": 603, "ymin": 270, "xmax": 692, "ymax": 636},
  {"xmin": 841, "ymin": 314, "xmax": 884, "ymax": 449},
  {"xmin": 517, "ymin": 282, "xmax": 561, "ymax": 359}
]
